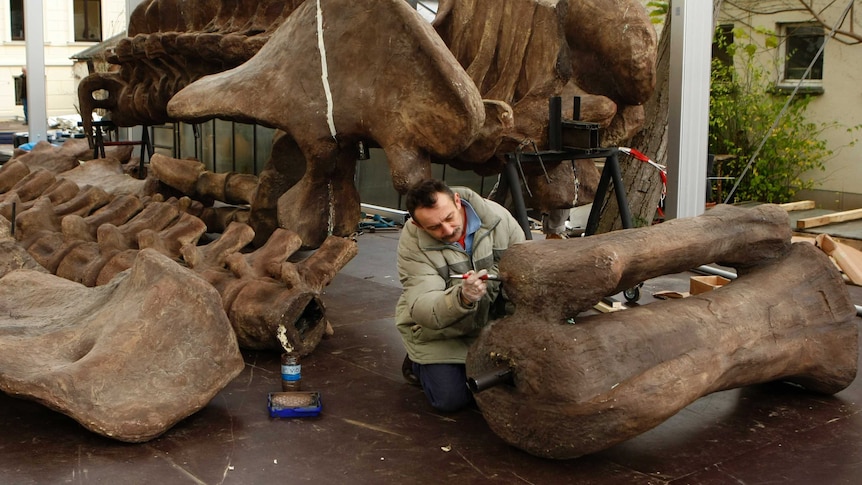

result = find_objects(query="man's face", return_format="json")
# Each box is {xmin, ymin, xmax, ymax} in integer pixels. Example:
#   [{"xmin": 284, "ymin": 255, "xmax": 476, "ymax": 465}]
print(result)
[{"xmin": 412, "ymin": 192, "xmax": 464, "ymax": 244}]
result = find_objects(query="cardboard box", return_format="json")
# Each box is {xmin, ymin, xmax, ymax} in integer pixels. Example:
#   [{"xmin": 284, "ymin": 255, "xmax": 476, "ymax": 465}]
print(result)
[{"xmin": 690, "ymin": 275, "xmax": 730, "ymax": 295}]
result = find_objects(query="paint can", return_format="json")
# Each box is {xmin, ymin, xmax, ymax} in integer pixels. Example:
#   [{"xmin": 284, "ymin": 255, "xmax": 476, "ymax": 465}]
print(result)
[{"xmin": 281, "ymin": 352, "xmax": 301, "ymax": 391}]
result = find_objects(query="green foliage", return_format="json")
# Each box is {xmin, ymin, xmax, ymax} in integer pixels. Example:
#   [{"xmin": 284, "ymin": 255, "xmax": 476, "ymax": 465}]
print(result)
[
  {"xmin": 646, "ymin": 1, "xmax": 668, "ymax": 24},
  {"xmin": 708, "ymin": 29, "xmax": 859, "ymax": 203}
]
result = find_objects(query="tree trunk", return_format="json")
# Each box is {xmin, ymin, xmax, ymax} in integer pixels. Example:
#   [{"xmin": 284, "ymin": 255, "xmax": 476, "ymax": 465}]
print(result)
[{"xmin": 595, "ymin": 0, "xmax": 723, "ymax": 232}]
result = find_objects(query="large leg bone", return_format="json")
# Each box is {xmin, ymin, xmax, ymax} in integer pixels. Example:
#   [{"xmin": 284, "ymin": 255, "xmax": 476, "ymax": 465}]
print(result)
[
  {"xmin": 248, "ymin": 132, "xmax": 306, "ymax": 247},
  {"xmin": 468, "ymin": 243, "xmax": 857, "ymax": 459},
  {"xmin": 500, "ymin": 204, "xmax": 792, "ymax": 322},
  {"xmin": 276, "ymin": 146, "xmax": 362, "ymax": 249},
  {"xmin": 0, "ymin": 247, "xmax": 245, "ymax": 443},
  {"xmin": 467, "ymin": 205, "xmax": 857, "ymax": 459}
]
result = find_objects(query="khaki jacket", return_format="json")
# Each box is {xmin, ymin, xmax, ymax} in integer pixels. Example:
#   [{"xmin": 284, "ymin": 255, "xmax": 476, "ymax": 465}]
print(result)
[{"xmin": 395, "ymin": 187, "xmax": 525, "ymax": 364}]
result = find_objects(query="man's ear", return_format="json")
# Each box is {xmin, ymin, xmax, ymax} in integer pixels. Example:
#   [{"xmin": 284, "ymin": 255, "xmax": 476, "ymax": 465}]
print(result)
[{"xmin": 453, "ymin": 192, "xmax": 461, "ymax": 208}]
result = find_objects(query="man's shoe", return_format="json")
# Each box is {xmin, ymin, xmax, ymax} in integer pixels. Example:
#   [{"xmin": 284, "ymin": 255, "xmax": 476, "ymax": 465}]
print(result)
[{"xmin": 402, "ymin": 354, "xmax": 421, "ymax": 387}]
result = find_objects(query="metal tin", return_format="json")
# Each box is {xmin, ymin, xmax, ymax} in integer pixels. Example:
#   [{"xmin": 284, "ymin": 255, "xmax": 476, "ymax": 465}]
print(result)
[{"xmin": 267, "ymin": 391, "xmax": 322, "ymax": 418}]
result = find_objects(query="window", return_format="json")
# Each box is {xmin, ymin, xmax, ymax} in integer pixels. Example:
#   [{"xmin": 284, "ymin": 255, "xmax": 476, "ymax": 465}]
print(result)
[
  {"xmin": 779, "ymin": 23, "xmax": 824, "ymax": 89},
  {"xmin": 74, "ymin": 0, "xmax": 102, "ymax": 42},
  {"xmin": 10, "ymin": 0, "xmax": 24, "ymax": 40}
]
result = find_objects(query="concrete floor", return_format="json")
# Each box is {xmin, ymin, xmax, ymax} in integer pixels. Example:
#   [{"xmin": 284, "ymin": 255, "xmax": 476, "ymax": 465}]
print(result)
[{"xmin": 2, "ymin": 228, "xmax": 862, "ymax": 484}]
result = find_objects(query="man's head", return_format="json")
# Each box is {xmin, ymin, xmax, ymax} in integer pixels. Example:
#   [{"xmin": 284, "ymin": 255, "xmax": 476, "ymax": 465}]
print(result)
[{"xmin": 406, "ymin": 179, "xmax": 464, "ymax": 244}]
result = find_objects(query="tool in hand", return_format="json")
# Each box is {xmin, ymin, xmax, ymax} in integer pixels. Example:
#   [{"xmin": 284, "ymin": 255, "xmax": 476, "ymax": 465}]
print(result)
[{"xmin": 449, "ymin": 273, "xmax": 499, "ymax": 280}]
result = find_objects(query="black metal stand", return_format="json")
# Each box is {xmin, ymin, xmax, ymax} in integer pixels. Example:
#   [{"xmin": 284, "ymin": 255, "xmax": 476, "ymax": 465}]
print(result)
[
  {"xmin": 91, "ymin": 121, "xmax": 154, "ymax": 179},
  {"xmin": 584, "ymin": 150, "xmax": 633, "ymax": 236},
  {"xmin": 500, "ymin": 97, "xmax": 641, "ymax": 302},
  {"xmin": 501, "ymin": 97, "xmax": 634, "ymax": 240}
]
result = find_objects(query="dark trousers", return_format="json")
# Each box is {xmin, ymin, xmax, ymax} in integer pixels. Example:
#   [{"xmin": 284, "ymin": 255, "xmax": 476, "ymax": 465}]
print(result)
[{"xmin": 412, "ymin": 362, "xmax": 475, "ymax": 412}]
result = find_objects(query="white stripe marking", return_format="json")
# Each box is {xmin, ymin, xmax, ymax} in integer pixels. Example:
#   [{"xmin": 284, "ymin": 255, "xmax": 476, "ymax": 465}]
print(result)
[{"xmin": 316, "ymin": 0, "xmax": 337, "ymax": 139}]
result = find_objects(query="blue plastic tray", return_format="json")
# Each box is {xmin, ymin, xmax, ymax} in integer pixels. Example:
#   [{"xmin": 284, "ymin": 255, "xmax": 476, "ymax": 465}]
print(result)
[{"xmin": 267, "ymin": 391, "xmax": 322, "ymax": 418}]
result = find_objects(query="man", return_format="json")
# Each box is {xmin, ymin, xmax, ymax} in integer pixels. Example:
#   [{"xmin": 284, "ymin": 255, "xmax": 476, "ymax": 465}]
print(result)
[
  {"xmin": 395, "ymin": 179, "xmax": 525, "ymax": 412},
  {"xmin": 20, "ymin": 67, "xmax": 27, "ymax": 124}
]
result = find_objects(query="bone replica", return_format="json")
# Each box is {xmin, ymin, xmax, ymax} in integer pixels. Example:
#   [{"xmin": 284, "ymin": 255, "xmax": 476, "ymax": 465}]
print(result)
[
  {"xmin": 78, "ymin": 0, "xmax": 656, "ymax": 248},
  {"xmin": 0, "ymin": 150, "xmax": 356, "ymax": 354},
  {"xmin": 466, "ymin": 204, "xmax": 858, "ymax": 459},
  {"xmin": 0, "ymin": 227, "xmax": 245, "ymax": 442}
]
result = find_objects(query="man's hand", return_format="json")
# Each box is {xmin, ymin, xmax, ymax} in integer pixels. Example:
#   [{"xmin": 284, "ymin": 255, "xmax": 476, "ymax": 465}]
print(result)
[{"xmin": 459, "ymin": 269, "xmax": 488, "ymax": 306}]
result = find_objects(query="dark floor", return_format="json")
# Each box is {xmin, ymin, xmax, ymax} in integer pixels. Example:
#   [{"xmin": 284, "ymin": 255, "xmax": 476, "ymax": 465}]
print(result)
[{"xmin": 2, "ymin": 228, "xmax": 862, "ymax": 484}]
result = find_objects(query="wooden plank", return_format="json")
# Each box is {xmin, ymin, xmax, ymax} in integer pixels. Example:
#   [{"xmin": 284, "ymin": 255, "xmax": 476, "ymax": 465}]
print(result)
[
  {"xmin": 796, "ymin": 207, "xmax": 862, "ymax": 229},
  {"xmin": 593, "ymin": 301, "xmax": 619, "ymax": 313},
  {"xmin": 816, "ymin": 234, "xmax": 862, "ymax": 286},
  {"xmin": 793, "ymin": 231, "xmax": 862, "ymax": 252},
  {"xmin": 780, "ymin": 200, "xmax": 815, "ymax": 212},
  {"xmin": 593, "ymin": 298, "xmax": 624, "ymax": 313}
]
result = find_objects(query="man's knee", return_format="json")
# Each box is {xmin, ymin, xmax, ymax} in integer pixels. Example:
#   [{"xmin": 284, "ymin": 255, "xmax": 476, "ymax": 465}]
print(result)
[
  {"xmin": 428, "ymin": 389, "xmax": 473, "ymax": 413},
  {"xmin": 414, "ymin": 362, "xmax": 475, "ymax": 412}
]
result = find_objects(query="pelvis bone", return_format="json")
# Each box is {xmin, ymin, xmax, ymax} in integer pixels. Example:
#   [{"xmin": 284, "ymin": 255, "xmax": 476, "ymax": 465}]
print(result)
[
  {"xmin": 467, "ymin": 205, "xmax": 858, "ymax": 459},
  {"xmin": 0, "ymin": 246, "xmax": 245, "ymax": 443}
]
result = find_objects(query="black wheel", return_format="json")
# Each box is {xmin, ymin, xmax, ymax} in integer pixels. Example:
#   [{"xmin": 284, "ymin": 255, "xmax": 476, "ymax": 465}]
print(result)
[{"xmin": 623, "ymin": 285, "xmax": 641, "ymax": 302}]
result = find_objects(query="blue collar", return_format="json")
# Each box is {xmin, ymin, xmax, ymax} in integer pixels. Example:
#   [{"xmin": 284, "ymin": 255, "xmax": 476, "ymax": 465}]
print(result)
[{"xmin": 458, "ymin": 199, "xmax": 481, "ymax": 254}]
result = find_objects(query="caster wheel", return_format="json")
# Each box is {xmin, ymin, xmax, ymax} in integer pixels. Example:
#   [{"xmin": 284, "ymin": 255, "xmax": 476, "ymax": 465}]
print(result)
[{"xmin": 623, "ymin": 285, "xmax": 641, "ymax": 302}]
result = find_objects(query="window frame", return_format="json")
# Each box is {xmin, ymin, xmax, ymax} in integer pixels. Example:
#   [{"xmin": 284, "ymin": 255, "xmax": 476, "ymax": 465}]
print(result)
[
  {"xmin": 73, "ymin": 0, "xmax": 103, "ymax": 43},
  {"xmin": 10, "ymin": 0, "xmax": 24, "ymax": 41},
  {"xmin": 776, "ymin": 22, "xmax": 825, "ymax": 93}
]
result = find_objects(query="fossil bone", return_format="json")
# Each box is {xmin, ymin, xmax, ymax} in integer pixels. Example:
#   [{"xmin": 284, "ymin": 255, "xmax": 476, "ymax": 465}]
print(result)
[
  {"xmin": 1, "ymin": 152, "xmax": 356, "ymax": 353},
  {"xmin": 467, "ymin": 205, "xmax": 858, "ymax": 459},
  {"xmin": 0, "ymin": 246, "xmax": 245, "ymax": 443}
]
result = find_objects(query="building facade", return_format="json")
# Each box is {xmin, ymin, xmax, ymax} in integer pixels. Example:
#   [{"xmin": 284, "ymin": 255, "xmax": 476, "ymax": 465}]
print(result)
[
  {"xmin": 716, "ymin": 0, "xmax": 862, "ymax": 209},
  {"xmin": 0, "ymin": 0, "xmax": 126, "ymax": 121}
]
